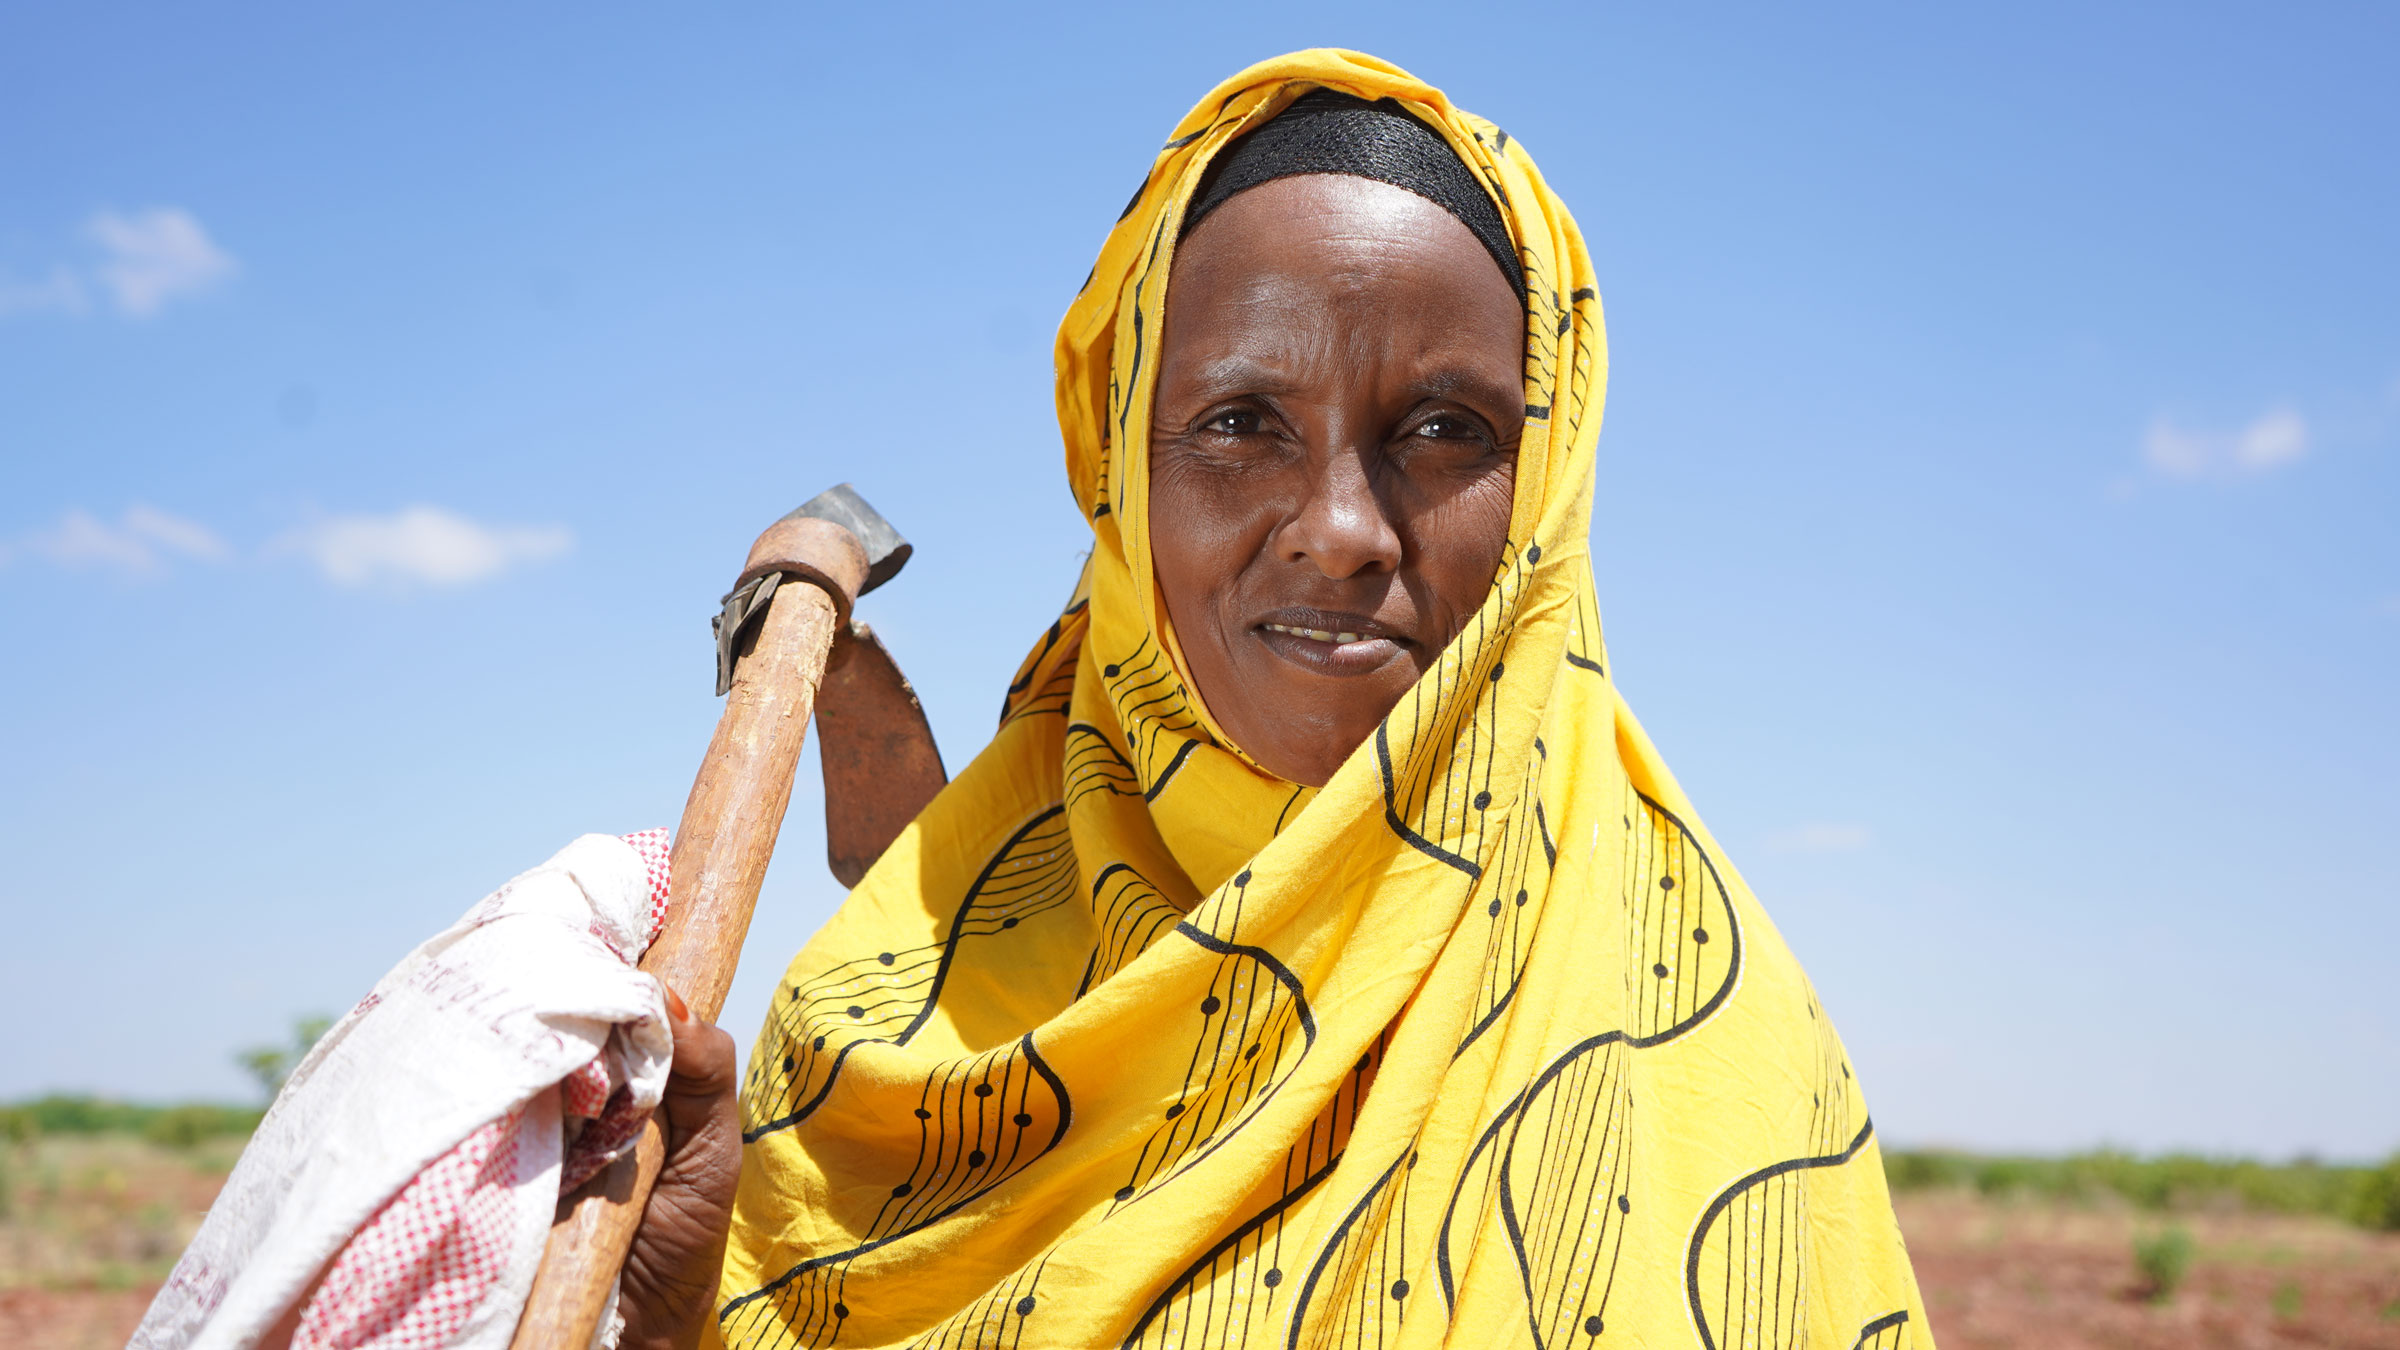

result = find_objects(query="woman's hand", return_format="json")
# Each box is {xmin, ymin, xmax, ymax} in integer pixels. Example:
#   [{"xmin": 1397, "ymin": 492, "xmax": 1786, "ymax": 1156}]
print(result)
[{"xmin": 618, "ymin": 984, "xmax": 742, "ymax": 1350}]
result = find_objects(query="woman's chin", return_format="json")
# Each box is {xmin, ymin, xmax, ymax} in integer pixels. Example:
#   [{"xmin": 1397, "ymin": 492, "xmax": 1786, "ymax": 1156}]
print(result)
[{"xmin": 1217, "ymin": 663, "xmax": 1410, "ymax": 789}]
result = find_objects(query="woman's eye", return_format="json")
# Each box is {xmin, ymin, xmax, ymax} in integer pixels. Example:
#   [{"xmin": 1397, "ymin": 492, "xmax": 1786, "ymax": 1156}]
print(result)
[
  {"xmin": 1414, "ymin": 413, "xmax": 1485, "ymax": 442},
  {"xmin": 1200, "ymin": 408, "xmax": 1262, "ymax": 436}
]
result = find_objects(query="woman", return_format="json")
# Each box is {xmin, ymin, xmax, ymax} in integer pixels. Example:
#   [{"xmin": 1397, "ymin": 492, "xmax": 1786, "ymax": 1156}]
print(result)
[{"xmin": 627, "ymin": 49, "xmax": 1932, "ymax": 1350}]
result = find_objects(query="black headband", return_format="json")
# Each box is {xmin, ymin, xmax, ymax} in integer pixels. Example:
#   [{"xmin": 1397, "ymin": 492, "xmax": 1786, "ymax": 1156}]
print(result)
[{"xmin": 1180, "ymin": 89, "xmax": 1526, "ymax": 302}]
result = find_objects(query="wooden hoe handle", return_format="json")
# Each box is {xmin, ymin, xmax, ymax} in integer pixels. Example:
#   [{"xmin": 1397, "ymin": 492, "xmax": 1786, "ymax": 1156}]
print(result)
[{"xmin": 507, "ymin": 510, "xmax": 874, "ymax": 1350}]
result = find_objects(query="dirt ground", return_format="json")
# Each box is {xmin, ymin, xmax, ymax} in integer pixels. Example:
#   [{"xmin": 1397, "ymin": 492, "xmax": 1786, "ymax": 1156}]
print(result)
[
  {"xmin": 1899, "ymin": 1192, "xmax": 2400, "ymax": 1348},
  {"xmin": 0, "ymin": 1133, "xmax": 240, "ymax": 1349},
  {"xmin": 8, "ymin": 1139, "xmax": 2400, "ymax": 1348},
  {"xmin": 0, "ymin": 1283, "xmax": 154, "ymax": 1349}
]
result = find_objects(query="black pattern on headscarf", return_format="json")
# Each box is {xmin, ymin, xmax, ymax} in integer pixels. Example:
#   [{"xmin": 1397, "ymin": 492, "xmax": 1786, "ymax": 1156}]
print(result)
[{"xmin": 1181, "ymin": 89, "xmax": 1527, "ymax": 302}]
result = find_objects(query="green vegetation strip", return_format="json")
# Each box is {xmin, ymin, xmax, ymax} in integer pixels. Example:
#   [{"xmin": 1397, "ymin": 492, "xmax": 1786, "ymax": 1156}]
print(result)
[
  {"xmin": 10, "ymin": 1096, "xmax": 2398, "ymax": 1232},
  {"xmin": 1885, "ymin": 1149, "xmax": 2400, "ymax": 1231},
  {"xmin": 1, "ymin": 1096, "xmax": 263, "ymax": 1150}
]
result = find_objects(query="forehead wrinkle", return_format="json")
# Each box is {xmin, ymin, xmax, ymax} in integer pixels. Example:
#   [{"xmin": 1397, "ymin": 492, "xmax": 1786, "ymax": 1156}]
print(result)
[
  {"xmin": 1161, "ymin": 183, "xmax": 1521, "ymax": 413},
  {"xmin": 1400, "ymin": 363, "xmax": 1523, "ymax": 412},
  {"xmin": 1180, "ymin": 352, "xmax": 1305, "ymax": 399},
  {"xmin": 1170, "ymin": 325, "xmax": 1518, "ymax": 414},
  {"xmin": 1326, "ymin": 315, "xmax": 1520, "ymax": 411},
  {"xmin": 1166, "ymin": 301, "xmax": 1345, "ymax": 394}
]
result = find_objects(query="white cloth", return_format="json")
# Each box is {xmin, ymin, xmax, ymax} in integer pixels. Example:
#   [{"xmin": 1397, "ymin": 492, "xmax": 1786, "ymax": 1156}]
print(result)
[{"xmin": 135, "ymin": 832, "xmax": 674, "ymax": 1350}]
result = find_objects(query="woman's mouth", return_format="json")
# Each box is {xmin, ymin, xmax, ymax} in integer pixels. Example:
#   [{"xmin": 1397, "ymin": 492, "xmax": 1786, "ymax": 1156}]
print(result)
[
  {"xmin": 1262, "ymin": 621, "xmax": 1370, "ymax": 644},
  {"xmin": 1251, "ymin": 611, "xmax": 1412, "ymax": 676}
]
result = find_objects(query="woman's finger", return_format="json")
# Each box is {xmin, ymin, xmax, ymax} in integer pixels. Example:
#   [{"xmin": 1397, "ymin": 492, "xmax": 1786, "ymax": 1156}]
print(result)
[{"xmin": 620, "ymin": 981, "xmax": 743, "ymax": 1348}]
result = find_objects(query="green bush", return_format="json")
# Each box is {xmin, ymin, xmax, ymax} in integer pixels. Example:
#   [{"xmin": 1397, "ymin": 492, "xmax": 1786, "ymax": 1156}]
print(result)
[
  {"xmin": 237, "ymin": 1014, "xmax": 334, "ymax": 1102},
  {"xmin": 1883, "ymin": 1147, "xmax": 2390, "ymax": 1226},
  {"xmin": 19, "ymin": 1094, "xmax": 152, "ymax": 1133},
  {"xmin": 2353, "ymin": 1154, "xmax": 2400, "ymax": 1232},
  {"xmin": 2133, "ymin": 1226, "xmax": 2195, "ymax": 1303},
  {"xmin": 0, "ymin": 1095, "xmax": 261, "ymax": 1143},
  {"xmin": 1882, "ymin": 1150, "xmax": 1975, "ymax": 1191},
  {"xmin": 142, "ymin": 1104, "xmax": 258, "ymax": 1149},
  {"xmin": 2271, "ymin": 1278, "xmax": 2303, "ymax": 1320}
]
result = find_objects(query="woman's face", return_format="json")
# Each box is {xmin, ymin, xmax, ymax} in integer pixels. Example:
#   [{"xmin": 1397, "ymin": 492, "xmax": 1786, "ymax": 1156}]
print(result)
[{"xmin": 1149, "ymin": 173, "xmax": 1524, "ymax": 788}]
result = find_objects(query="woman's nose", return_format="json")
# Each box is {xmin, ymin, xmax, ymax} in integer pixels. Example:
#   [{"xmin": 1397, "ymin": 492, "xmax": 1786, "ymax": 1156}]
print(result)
[{"xmin": 1276, "ymin": 446, "xmax": 1403, "ymax": 579}]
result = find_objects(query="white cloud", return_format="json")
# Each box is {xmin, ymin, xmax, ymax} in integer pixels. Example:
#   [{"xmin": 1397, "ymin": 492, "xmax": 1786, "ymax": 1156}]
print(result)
[
  {"xmin": 0, "ymin": 208, "xmax": 237, "ymax": 321},
  {"xmin": 2143, "ymin": 406, "xmax": 2309, "ymax": 480},
  {"xmin": 277, "ymin": 506, "xmax": 573, "ymax": 588},
  {"xmin": 124, "ymin": 504, "xmax": 232, "ymax": 560},
  {"xmin": 3, "ymin": 505, "xmax": 229, "ymax": 577},
  {"xmin": 86, "ymin": 208, "xmax": 237, "ymax": 317},
  {"xmin": 1765, "ymin": 823, "xmax": 1873, "ymax": 854},
  {"xmin": 4, "ymin": 503, "xmax": 573, "ymax": 590}
]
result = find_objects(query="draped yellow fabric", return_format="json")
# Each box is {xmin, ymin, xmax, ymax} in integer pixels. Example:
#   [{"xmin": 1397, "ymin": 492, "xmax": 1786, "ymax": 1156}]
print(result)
[{"xmin": 715, "ymin": 49, "xmax": 1931, "ymax": 1350}]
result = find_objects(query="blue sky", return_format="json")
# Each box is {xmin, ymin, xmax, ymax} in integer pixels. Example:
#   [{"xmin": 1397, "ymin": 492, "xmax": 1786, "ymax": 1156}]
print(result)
[{"xmin": 3, "ymin": 3, "xmax": 2393, "ymax": 1159}]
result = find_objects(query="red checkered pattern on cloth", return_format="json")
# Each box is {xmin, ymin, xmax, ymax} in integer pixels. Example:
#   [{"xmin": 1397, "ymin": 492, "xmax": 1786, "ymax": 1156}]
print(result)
[
  {"xmin": 560, "ymin": 1058, "xmax": 611, "ymax": 1121},
  {"xmin": 555, "ymin": 827, "xmax": 675, "ymax": 1193},
  {"xmin": 291, "ymin": 1106, "xmax": 529, "ymax": 1349},
  {"xmin": 560, "ymin": 1079, "xmax": 651, "ymax": 1196},
  {"xmin": 622, "ymin": 827, "xmax": 672, "ymax": 947},
  {"xmin": 291, "ymin": 830, "xmax": 674, "ymax": 1348}
]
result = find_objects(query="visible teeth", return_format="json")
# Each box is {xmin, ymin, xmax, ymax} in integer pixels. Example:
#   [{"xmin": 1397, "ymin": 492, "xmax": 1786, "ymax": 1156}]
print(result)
[{"xmin": 1265, "ymin": 623, "xmax": 1370, "ymax": 644}]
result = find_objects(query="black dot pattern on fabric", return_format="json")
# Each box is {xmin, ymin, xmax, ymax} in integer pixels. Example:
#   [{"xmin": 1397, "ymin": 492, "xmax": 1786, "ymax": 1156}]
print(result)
[
  {"xmin": 969, "ymin": 1149, "xmax": 986, "ymax": 1167},
  {"xmin": 1116, "ymin": 1185, "xmax": 1136, "ymax": 1202},
  {"xmin": 1014, "ymin": 1112, "xmax": 1034, "ymax": 1126},
  {"xmin": 1264, "ymin": 1268, "xmax": 1283, "ymax": 1288},
  {"xmin": 1180, "ymin": 90, "xmax": 1525, "ymax": 302},
  {"xmin": 1017, "ymin": 1296, "xmax": 1037, "ymax": 1316},
  {"xmin": 1585, "ymin": 1314, "xmax": 1603, "ymax": 1335},
  {"xmin": 1201, "ymin": 996, "xmax": 1222, "ymax": 1015},
  {"xmin": 974, "ymin": 1084, "xmax": 993, "ymax": 1097}
]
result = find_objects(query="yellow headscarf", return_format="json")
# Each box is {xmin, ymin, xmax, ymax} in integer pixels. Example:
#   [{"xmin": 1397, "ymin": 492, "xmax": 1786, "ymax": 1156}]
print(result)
[{"xmin": 716, "ymin": 49, "xmax": 1931, "ymax": 1350}]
